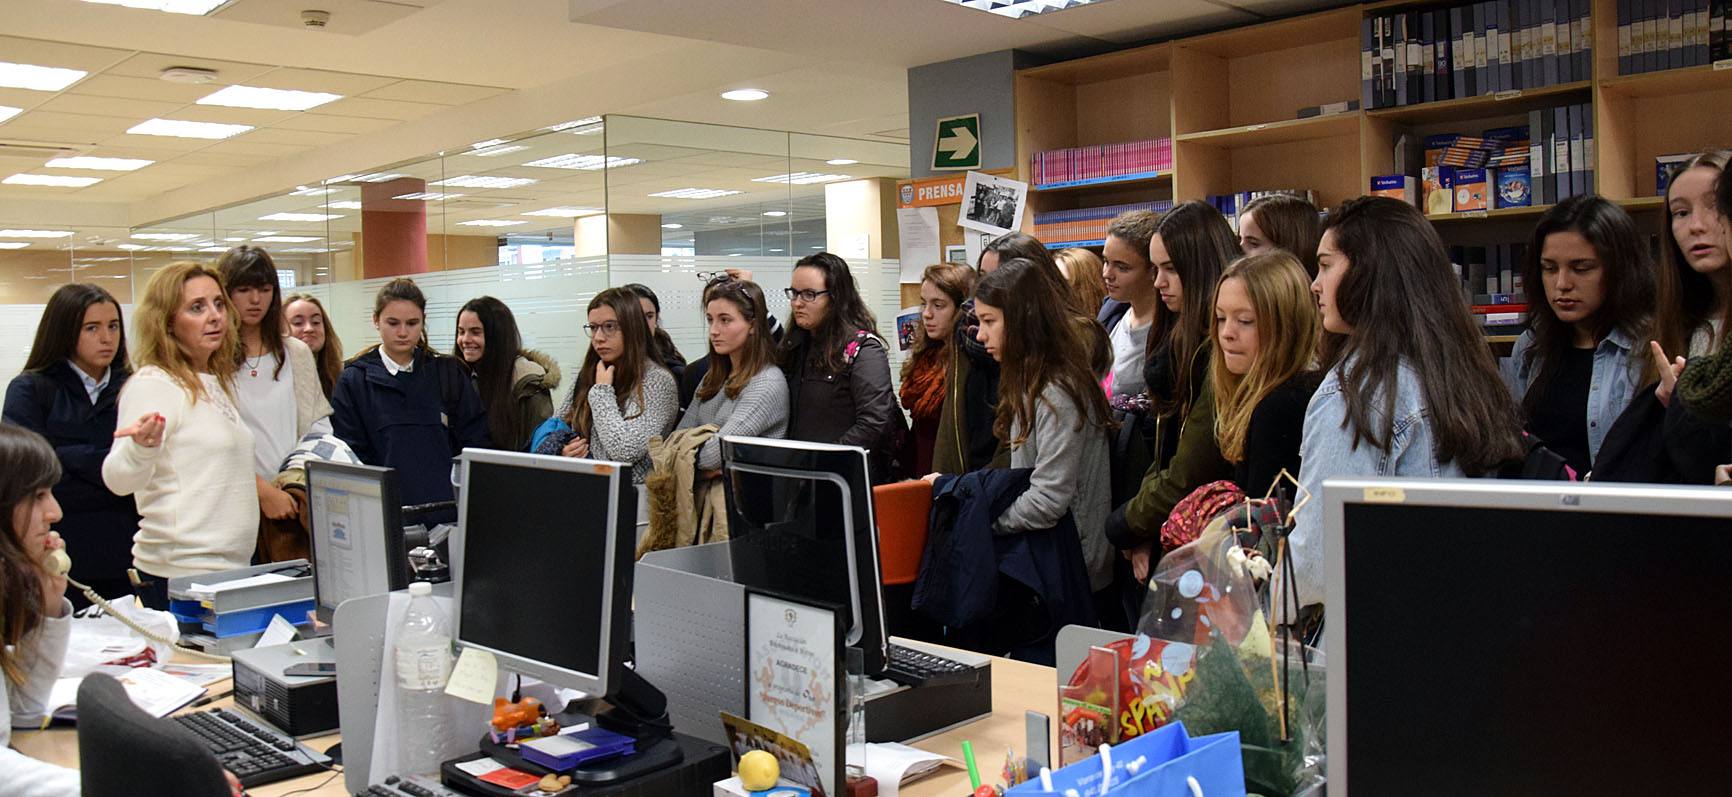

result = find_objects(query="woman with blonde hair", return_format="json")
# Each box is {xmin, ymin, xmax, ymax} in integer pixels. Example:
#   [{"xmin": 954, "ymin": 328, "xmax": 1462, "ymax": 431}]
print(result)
[
  {"xmin": 1210, "ymin": 252, "xmax": 1322, "ymax": 496},
  {"xmin": 102, "ymin": 262, "xmax": 258, "ymax": 610},
  {"xmin": 1054, "ymin": 247, "xmax": 1107, "ymax": 313},
  {"xmin": 282, "ymin": 292, "xmax": 343, "ymax": 399}
]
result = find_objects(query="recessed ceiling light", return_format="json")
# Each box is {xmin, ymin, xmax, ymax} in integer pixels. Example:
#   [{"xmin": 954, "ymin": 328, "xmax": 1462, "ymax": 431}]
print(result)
[
  {"xmin": 253, "ymin": 236, "xmax": 321, "ymax": 243},
  {"xmin": 197, "ymin": 85, "xmax": 342, "ymax": 111},
  {"xmin": 4, "ymin": 173, "xmax": 101, "ymax": 187},
  {"xmin": 650, "ymin": 188, "xmax": 743, "ymax": 200},
  {"xmin": 826, "ymin": 159, "xmax": 859, "ymax": 166},
  {"xmin": 457, "ymin": 219, "xmax": 526, "ymax": 227},
  {"xmin": 543, "ymin": 116, "xmax": 602, "ymax": 132},
  {"xmin": 432, "ymin": 175, "xmax": 538, "ymax": 189},
  {"xmin": 769, "ymin": 248, "xmax": 784, "ymax": 253},
  {"xmin": 82, "ymin": 0, "xmax": 226, "ymax": 15},
  {"xmin": 46, "ymin": 156, "xmax": 154, "ymax": 171},
  {"xmin": 472, "ymin": 139, "xmax": 510, "ymax": 149},
  {"xmin": 470, "ymin": 145, "xmax": 528, "ymax": 157},
  {"xmin": 728, "ymin": 252, "xmax": 743, "ymax": 257},
  {"xmin": 116, "ymin": 243, "xmax": 148, "ymax": 251},
  {"xmin": 289, "ymin": 186, "xmax": 336, "ymax": 197},
  {"xmin": 223, "ymin": 237, "xmax": 247, "ymax": 242},
  {"xmin": 0, "ymin": 242, "xmax": 29, "ymax": 250},
  {"xmin": 259, "ymin": 213, "xmax": 341, "ymax": 222},
  {"xmin": 0, "ymin": 61, "xmax": 88, "ymax": 92},
  {"xmin": 0, "ymin": 106, "xmax": 20, "ymax": 124},
  {"xmin": 522, "ymin": 207, "xmax": 603, "ymax": 217},
  {"xmin": 522, "ymin": 154, "xmax": 641, "ymax": 170},
  {"xmin": 328, "ymin": 200, "xmax": 362, "ymax": 210},
  {"xmin": 661, "ymin": 223, "xmax": 683, "ymax": 229},
  {"xmin": 762, "ymin": 210, "xmax": 788, "ymax": 217},
  {"xmin": 0, "ymin": 229, "xmax": 73, "ymax": 238},
  {"xmin": 131, "ymin": 232, "xmax": 198, "ymax": 240},
  {"xmin": 392, "ymin": 192, "xmax": 463, "ymax": 201},
  {"xmin": 128, "ymin": 118, "xmax": 253, "ymax": 139},
  {"xmin": 326, "ymin": 172, "xmax": 406, "ymax": 184},
  {"xmin": 752, "ymin": 172, "xmax": 852, "ymax": 185},
  {"xmin": 199, "ymin": 246, "xmax": 229, "ymax": 253},
  {"xmin": 281, "ymin": 247, "xmax": 332, "ymax": 253},
  {"xmin": 721, "ymin": 89, "xmax": 769, "ymax": 102}
]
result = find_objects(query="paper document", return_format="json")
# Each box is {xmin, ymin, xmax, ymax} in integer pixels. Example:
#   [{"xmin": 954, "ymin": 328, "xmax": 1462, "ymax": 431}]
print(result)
[
  {"xmin": 187, "ymin": 572, "xmax": 295, "ymax": 597},
  {"xmin": 846, "ymin": 742, "xmax": 961, "ymax": 797},
  {"xmin": 41, "ymin": 667, "xmax": 207, "ymax": 722},
  {"xmin": 897, "ymin": 207, "xmax": 941, "ymax": 282}
]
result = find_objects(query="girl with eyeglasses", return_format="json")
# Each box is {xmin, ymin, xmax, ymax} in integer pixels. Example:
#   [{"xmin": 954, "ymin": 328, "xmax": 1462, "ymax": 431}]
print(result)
[
  {"xmin": 536, "ymin": 288, "xmax": 678, "ymax": 484},
  {"xmin": 779, "ymin": 252, "xmax": 904, "ymax": 482},
  {"xmin": 330, "ymin": 278, "xmax": 491, "ymax": 508}
]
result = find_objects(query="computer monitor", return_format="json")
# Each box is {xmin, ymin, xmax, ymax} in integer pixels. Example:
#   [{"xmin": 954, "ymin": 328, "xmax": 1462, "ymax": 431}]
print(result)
[
  {"xmin": 721, "ymin": 436, "xmax": 888, "ymax": 674},
  {"xmin": 306, "ymin": 460, "xmax": 409, "ymax": 627},
  {"xmin": 450, "ymin": 449, "xmax": 634, "ymax": 698},
  {"xmin": 1324, "ymin": 478, "xmax": 1732, "ymax": 796}
]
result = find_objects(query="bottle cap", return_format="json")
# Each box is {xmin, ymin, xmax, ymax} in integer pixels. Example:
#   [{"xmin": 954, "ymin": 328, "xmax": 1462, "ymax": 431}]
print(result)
[{"xmin": 409, "ymin": 581, "xmax": 432, "ymax": 596}]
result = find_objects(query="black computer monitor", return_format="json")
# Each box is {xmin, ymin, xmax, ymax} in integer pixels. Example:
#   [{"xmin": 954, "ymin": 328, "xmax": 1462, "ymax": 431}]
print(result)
[
  {"xmin": 1324, "ymin": 478, "xmax": 1732, "ymax": 796},
  {"xmin": 721, "ymin": 436, "xmax": 889, "ymax": 674},
  {"xmin": 450, "ymin": 449, "xmax": 635, "ymax": 698},
  {"xmin": 306, "ymin": 460, "xmax": 409, "ymax": 627}
]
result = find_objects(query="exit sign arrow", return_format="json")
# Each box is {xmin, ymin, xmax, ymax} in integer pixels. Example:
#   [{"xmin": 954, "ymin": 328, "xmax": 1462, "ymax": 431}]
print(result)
[{"xmin": 931, "ymin": 114, "xmax": 981, "ymax": 171}]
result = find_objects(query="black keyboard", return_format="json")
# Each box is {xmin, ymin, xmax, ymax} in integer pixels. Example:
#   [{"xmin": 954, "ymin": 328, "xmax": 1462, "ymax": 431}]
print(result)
[
  {"xmin": 359, "ymin": 774, "xmax": 466, "ymax": 797},
  {"xmin": 882, "ymin": 644, "xmax": 979, "ymax": 688},
  {"xmin": 170, "ymin": 707, "xmax": 333, "ymax": 788}
]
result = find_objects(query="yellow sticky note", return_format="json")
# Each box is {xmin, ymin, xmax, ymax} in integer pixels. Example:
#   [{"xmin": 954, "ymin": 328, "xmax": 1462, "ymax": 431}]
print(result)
[{"xmin": 444, "ymin": 647, "xmax": 498, "ymax": 704}]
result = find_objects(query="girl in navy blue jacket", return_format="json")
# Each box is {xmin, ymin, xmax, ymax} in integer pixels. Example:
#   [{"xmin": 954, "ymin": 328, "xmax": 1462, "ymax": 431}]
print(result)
[
  {"xmin": 331, "ymin": 278, "xmax": 490, "ymax": 508},
  {"xmin": 2, "ymin": 284, "xmax": 140, "ymax": 607}
]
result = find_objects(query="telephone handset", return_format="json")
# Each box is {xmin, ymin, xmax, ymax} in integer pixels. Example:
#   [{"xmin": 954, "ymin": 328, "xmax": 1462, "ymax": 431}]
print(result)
[
  {"xmin": 45, "ymin": 547, "xmax": 71, "ymax": 577},
  {"xmin": 44, "ymin": 540, "xmax": 230, "ymax": 662}
]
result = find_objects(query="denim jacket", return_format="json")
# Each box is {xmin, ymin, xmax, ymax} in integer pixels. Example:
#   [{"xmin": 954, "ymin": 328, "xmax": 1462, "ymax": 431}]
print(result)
[
  {"xmin": 1288, "ymin": 357, "xmax": 1467, "ymax": 610},
  {"xmin": 1502, "ymin": 326, "xmax": 1642, "ymax": 467}
]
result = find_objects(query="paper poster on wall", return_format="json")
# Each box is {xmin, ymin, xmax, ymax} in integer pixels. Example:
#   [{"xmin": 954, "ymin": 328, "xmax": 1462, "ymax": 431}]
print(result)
[
  {"xmin": 896, "ymin": 306, "xmax": 922, "ymax": 351},
  {"xmin": 896, "ymin": 207, "xmax": 941, "ymax": 283},
  {"xmin": 961, "ymin": 229, "xmax": 996, "ymax": 270},
  {"xmin": 957, "ymin": 171, "xmax": 1028, "ymax": 237}
]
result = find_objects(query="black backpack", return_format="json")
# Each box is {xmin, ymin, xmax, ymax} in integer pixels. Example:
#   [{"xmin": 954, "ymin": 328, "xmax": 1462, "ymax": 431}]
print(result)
[{"xmin": 1498, "ymin": 432, "xmax": 1578, "ymax": 481}]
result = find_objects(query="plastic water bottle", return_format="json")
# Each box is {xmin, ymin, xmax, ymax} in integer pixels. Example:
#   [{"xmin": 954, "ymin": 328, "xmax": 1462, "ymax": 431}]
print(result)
[{"xmin": 394, "ymin": 581, "xmax": 452, "ymax": 777}]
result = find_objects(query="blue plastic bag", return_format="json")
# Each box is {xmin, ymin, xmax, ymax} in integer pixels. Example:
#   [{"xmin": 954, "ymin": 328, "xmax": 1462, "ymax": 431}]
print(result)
[
  {"xmin": 1007, "ymin": 722, "xmax": 1245, "ymax": 797},
  {"xmin": 529, "ymin": 414, "xmax": 574, "ymax": 454}
]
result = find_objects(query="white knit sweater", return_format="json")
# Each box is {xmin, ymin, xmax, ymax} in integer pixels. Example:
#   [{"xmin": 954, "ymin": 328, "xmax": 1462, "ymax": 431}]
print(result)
[
  {"xmin": 103, "ymin": 367, "xmax": 259, "ymax": 578},
  {"xmin": 0, "ymin": 599, "xmax": 80, "ymax": 796}
]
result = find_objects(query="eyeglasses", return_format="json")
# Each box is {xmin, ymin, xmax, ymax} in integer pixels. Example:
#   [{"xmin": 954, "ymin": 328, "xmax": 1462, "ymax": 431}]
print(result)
[
  {"xmin": 696, "ymin": 271, "xmax": 725, "ymax": 282},
  {"xmin": 583, "ymin": 321, "xmax": 622, "ymax": 338},
  {"xmin": 784, "ymin": 288, "xmax": 830, "ymax": 303}
]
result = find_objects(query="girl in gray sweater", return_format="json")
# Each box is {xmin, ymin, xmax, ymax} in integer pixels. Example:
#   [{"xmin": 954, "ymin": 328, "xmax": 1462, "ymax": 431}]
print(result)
[
  {"xmin": 541, "ymin": 288, "xmax": 678, "ymax": 484},
  {"xmin": 969, "ymin": 258, "xmax": 1116, "ymax": 593},
  {"xmin": 676, "ymin": 279, "xmax": 788, "ymax": 471}
]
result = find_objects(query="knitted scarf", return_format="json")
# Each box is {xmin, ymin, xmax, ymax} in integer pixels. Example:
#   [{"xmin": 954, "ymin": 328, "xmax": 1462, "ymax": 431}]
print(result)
[{"xmin": 900, "ymin": 346, "xmax": 947, "ymax": 424}]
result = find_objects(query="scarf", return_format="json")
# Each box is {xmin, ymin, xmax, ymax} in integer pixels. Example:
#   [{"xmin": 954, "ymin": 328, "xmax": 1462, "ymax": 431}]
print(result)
[{"xmin": 900, "ymin": 345, "xmax": 947, "ymax": 423}]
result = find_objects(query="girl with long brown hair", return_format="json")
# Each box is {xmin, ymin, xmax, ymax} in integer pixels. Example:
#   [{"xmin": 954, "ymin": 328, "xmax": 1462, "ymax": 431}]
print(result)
[
  {"xmin": 900, "ymin": 263, "xmax": 975, "ymax": 477},
  {"xmin": 674, "ymin": 279, "xmax": 787, "ymax": 473},
  {"xmin": 536, "ymin": 288, "xmax": 677, "ymax": 484},
  {"xmin": 282, "ymin": 293, "xmax": 343, "ymax": 398},
  {"xmin": 1236, "ymin": 193, "xmax": 1322, "ymax": 277},
  {"xmin": 455, "ymin": 296, "xmax": 559, "ymax": 451}
]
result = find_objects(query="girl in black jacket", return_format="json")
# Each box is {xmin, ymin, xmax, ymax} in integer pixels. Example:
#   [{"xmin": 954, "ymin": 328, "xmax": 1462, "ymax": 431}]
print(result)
[
  {"xmin": 1209, "ymin": 252, "xmax": 1322, "ymax": 496},
  {"xmin": 2, "ymin": 284, "xmax": 139, "ymax": 606}
]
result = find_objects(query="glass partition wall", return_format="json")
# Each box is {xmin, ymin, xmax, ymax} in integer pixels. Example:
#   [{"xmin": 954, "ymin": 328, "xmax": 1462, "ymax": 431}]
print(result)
[{"xmin": 12, "ymin": 116, "xmax": 910, "ymax": 387}]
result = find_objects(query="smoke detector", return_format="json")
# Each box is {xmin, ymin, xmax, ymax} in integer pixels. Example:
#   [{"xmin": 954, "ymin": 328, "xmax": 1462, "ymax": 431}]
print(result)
[
  {"xmin": 301, "ymin": 9, "xmax": 331, "ymax": 28},
  {"xmin": 159, "ymin": 67, "xmax": 219, "ymax": 85}
]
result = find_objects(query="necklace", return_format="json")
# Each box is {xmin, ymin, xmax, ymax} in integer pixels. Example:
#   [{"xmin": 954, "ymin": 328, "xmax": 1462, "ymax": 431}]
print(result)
[{"xmin": 244, "ymin": 353, "xmax": 264, "ymax": 378}]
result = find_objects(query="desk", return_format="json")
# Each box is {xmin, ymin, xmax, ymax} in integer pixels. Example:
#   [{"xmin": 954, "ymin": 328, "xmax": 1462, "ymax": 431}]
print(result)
[{"xmin": 13, "ymin": 655, "xmax": 1055, "ymax": 797}]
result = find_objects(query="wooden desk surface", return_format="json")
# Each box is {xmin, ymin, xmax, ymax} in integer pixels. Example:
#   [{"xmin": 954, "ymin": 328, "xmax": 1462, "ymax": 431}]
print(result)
[{"xmin": 14, "ymin": 656, "xmax": 1056, "ymax": 797}]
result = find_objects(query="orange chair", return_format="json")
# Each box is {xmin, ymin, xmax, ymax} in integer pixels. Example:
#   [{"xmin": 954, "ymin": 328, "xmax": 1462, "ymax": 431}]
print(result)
[{"xmin": 872, "ymin": 481, "xmax": 933, "ymax": 586}]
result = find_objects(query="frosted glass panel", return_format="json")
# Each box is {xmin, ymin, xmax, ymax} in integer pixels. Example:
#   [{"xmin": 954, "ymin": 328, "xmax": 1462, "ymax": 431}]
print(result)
[{"xmin": 0, "ymin": 304, "xmax": 135, "ymax": 386}]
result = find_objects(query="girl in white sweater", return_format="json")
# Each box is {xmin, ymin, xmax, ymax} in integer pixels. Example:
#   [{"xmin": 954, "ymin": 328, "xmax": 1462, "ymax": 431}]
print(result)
[{"xmin": 104, "ymin": 262, "xmax": 258, "ymax": 611}]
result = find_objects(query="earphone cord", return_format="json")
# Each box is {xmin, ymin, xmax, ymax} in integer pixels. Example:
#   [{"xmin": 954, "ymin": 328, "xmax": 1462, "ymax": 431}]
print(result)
[{"xmin": 66, "ymin": 574, "xmax": 231, "ymax": 663}]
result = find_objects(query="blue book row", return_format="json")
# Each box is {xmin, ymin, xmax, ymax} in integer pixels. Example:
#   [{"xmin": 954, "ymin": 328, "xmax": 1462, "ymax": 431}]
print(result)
[
  {"xmin": 1616, "ymin": 0, "xmax": 1726, "ymax": 74},
  {"xmin": 1362, "ymin": 0, "xmax": 1592, "ymax": 110}
]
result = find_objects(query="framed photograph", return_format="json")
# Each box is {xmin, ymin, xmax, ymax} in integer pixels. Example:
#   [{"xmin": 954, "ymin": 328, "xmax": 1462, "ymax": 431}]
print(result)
[
  {"xmin": 720, "ymin": 711, "xmax": 827, "ymax": 796},
  {"xmin": 745, "ymin": 589, "xmax": 847, "ymax": 797},
  {"xmin": 957, "ymin": 171, "xmax": 1029, "ymax": 237}
]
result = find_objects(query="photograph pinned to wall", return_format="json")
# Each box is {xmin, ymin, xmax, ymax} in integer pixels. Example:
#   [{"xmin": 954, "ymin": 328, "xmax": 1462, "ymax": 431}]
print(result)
[
  {"xmin": 962, "ymin": 229, "xmax": 996, "ymax": 271},
  {"xmin": 896, "ymin": 306, "xmax": 922, "ymax": 351},
  {"xmin": 944, "ymin": 244, "xmax": 967, "ymax": 265},
  {"xmin": 957, "ymin": 171, "xmax": 1028, "ymax": 237}
]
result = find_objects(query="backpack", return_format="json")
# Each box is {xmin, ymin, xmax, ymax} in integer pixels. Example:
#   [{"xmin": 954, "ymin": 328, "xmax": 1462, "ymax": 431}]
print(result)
[{"xmin": 1497, "ymin": 432, "xmax": 1578, "ymax": 481}]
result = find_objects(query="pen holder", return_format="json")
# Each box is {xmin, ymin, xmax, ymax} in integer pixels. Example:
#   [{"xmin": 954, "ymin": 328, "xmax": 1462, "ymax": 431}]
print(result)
[{"xmin": 1005, "ymin": 722, "xmax": 1244, "ymax": 797}]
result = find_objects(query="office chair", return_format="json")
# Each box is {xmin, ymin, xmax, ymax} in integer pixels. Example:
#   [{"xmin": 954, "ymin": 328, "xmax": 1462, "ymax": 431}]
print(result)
[
  {"xmin": 872, "ymin": 481, "xmax": 939, "ymax": 642},
  {"xmin": 77, "ymin": 672, "xmax": 232, "ymax": 797}
]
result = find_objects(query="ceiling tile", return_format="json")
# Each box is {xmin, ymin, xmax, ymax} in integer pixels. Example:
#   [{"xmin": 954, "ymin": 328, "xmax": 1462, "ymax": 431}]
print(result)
[
  {"xmin": 34, "ymin": 94, "xmax": 185, "ymax": 120},
  {"xmin": 315, "ymin": 96, "xmax": 448, "ymax": 121},
  {"xmin": 173, "ymin": 151, "xmax": 272, "ymax": 168},
  {"xmin": 271, "ymin": 113, "xmax": 399, "ymax": 135},
  {"xmin": 3, "ymin": 111, "xmax": 134, "ymax": 138},
  {"xmin": 156, "ymin": 106, "xmax": 299, "ymax": 127},
  {"xmin": 0, "ymin": 36, "xmax": 133, "ymax": 74},
  {"xmin": 243, "ymin": 128, "xmax": 352, "ymax": 147},
  {"xmin": 249, "ymin": 68, "xmax": 401, "ymax": 96},
  {"xmin": 360, "ymin": 80, "xmax": 507, "ymax": 105},
  {"xmin": 95, "ymin": 134, "xmax": 212, "ymax": 154},
  {"xmin": 69, "ymin": 75, "xmax": 213, "ymax": 103},
  {"xmin": 103, "ymin": 53, "xmax": 277, "ymax": 84},
  {"xmin": 0, "ymin": 87, "xmax": 53, "ymax": 110},
  {"xmin": 200, "ymin": 140, "xmax": 313, "ymax": 157}
]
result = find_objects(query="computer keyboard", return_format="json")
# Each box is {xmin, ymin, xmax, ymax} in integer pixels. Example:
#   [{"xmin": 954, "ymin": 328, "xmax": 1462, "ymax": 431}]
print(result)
[
  {"xmin": 170, "ymin": 707, "xmax": 333, "ymax": 787},
  {"xmin": 883, "ymin": 643, "xmax": 979, "ymax": 688},
  {"xmin": 358, "ymin": 774, "xmax": 466, "ymax": 797}
]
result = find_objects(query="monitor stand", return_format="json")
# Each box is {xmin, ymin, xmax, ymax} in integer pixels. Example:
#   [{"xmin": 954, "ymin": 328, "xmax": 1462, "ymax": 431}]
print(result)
[{"xmin": 467, "ymin": 669, "xmax": 684, "ymax": 787}]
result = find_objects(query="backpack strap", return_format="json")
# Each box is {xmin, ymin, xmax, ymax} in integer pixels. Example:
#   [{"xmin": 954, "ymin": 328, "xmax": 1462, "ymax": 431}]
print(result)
[{"xmin": 843, "ymin": 329, "xmax": 873, "ymax": 365}]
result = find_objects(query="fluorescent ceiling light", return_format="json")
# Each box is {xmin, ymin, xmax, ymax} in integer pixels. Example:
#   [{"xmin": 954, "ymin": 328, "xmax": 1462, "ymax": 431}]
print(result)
[
  {"xmin": 0, "ymin": 242, "xmax": 29, "ymax": 250},
  {"xmin": 457, "ymin": 220, "xmax": 526, "ymax": 227},
  {"xmin": 431, "ymin": 175, "xmax": 537, "ymax": 189},
  {"xmin": 544, "ymin": 116, "xmax": 602, "ymax": 132},
  {"xmin": 471, "ymin": 145, "xmax": 527, "ymax": 157},
  {"xmin": 128, "ymin": 118, "xmax": 252, "ymax": 139},
  {"xmin": 392, "ymin": 192, "xmax": 462, "ymax": 201},
  {"xmin": 649, "ymin": 188, "xmax": 742, "ymax": 200},
  {"xmin": 327, "ymin": 172, "xmax": 406, "ymax": 183},
  {"xmin": 281, "ymin": 247, "xmax": 331, "ymax": 253},
  {"xmin": 197, "ymin": 85, "xmax": 342, "ymax": 112},
  {"xmin": 721, "ymin": 89, "xmax": 769, "ymax": 102},
  {"xmin": 116, "ymin": 243, "xmax": 148, "ymax": 251},
  {"xmin": 752, "ymin": 172, "xmax": 852, "ymax": 185},
  {"xmin": 131, "ymin": 232, "xmax": 198, "ymax": 240},
  {"xmin": 521, "ymin": 207, "xmax": 603, "ymax": 217},
  {"xmin": 199, "ymin": 246, "xmax": 229, "ymax": 253},
  {"xmin": 253, "ymin": 236, "xmax": 320, "ymax": 243},
  {"xmin": 944, "ymin": 0, "xmax": 1104, "ymax": 18},
  {"xmin": 82, "ymin": 0, "xmax": 227, "ymax": 15},
  {"xmin": 0, "ymin": 229, "xmax": 73, "ymax": 238},
  {"xmin": 661, "ymin": 223, "xmax": 683, "ymax": 229},
  {"xmin": 328, "ymin": 200, "xmax": 362, "ymax": 210},
  {"xmin": 0, "ymin": 106, "xmax": 21, "ymax": 124},
  {"xmin": 522, "ymin": 154, "xmax": 641, "ymax": 171},
  {"xmin": 4, "ymin": 173, "xmax": 101, "ymax": 187},
  {"xmin": 826, "ymin": 159, "xmax": 859, "ymax": 165},
  {"xmin": 762, "ymin": 210, "xmax": 788, "ymax": 217},
  {"xmin": 259, "ymin": 212, "xmax": 341, "ymax": 222},
  {"xmin": 289, "ymin": 186, "xmax": 337, "ymax": 196},
  {"xmin": 472, "ymin": 139, "xmax": 510, "ymax": 149},
  {"xmin": 46, "ymin": 156, "xmax": 154, "ymax": 171},
  {"xmin": 0, "ymin": 61, "xmax": 88, "ymax": 92},
  {"xmin": 223, "ymin": 237, "xmax": 246, "ymax": 242}
]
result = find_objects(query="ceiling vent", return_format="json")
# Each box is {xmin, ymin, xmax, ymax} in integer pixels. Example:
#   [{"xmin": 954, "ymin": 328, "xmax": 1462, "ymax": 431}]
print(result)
[{"xmin": 160, "ymin": 67, "xmax": 220, "ymax": 85}]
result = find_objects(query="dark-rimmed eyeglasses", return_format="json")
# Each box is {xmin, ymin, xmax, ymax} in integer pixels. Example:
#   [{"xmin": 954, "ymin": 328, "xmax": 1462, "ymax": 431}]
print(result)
[{"xmin": 784, "ymin": 288, "xmax": 830, "ymax": 303}]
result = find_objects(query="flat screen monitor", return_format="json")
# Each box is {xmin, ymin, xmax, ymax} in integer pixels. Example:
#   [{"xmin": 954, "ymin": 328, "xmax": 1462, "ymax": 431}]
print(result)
[
  {"xmin": 307, "ymin": 460, "xmax": 408, "ymax": 627},
  {"xmin": 1324, "ymin": 478, "xmax": 1732, "ymax": 796},
  {"xmin": 450, "ymin": 450, "xmax": 634, "ymax": 697},
  {"xmin": 721, "ymin": 436, "xmax": 888, "ymax": 674}
]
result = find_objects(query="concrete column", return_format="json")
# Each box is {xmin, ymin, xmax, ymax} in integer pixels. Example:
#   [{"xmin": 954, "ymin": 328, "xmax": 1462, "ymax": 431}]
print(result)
[{"xmin": 360, "ymin": 177, "xmax": 428, "ymax": 278}]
